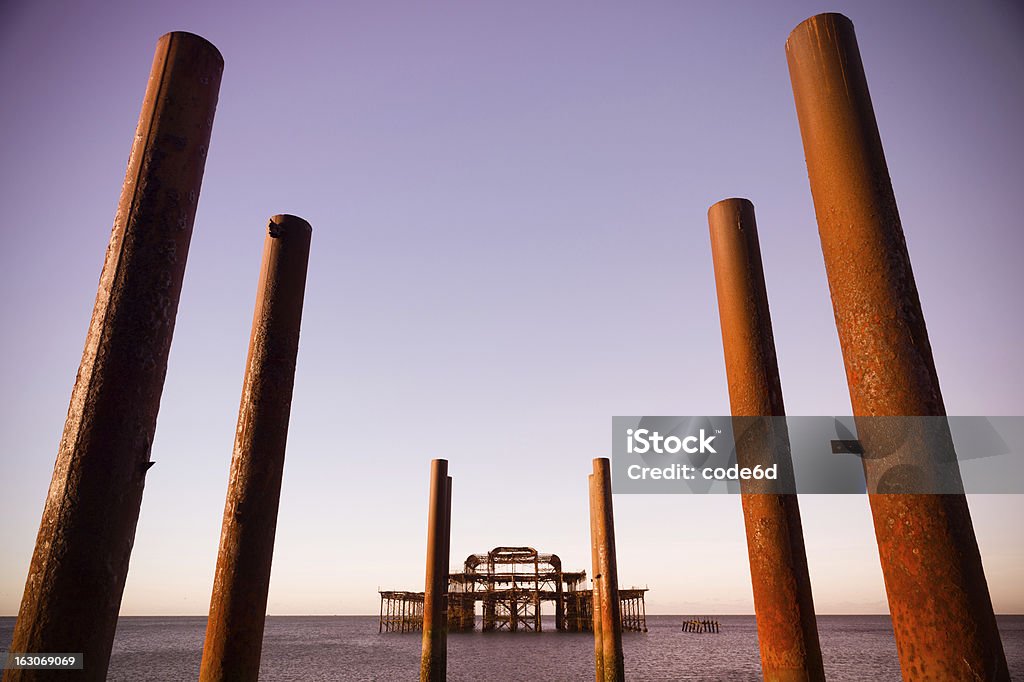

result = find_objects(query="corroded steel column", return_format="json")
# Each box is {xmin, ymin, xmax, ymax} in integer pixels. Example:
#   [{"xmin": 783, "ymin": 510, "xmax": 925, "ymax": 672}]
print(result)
[
  {"xmin": 709, "ymin": 198, "xmax": 825, "ymax": 682},
  {"xmin": 592, "ymin": 458, "xmax": 624, "ymax": 682},
  {"xmin": 438, "ymin": 476, "xmax": 452, "ymax": 674},
  {"xmin": 787, "ymin": 13, "xmax": 1008, "ymax": 681},
  {"xmin": 5, "ymin": 32, "xmax": 222, "ymax": 682},
  {"xmin": 420, "ymin": 460, "xmax": 449, "ymax": 682},
  {"xmin": 199, "ymin": 214, "xmax": 312, "ymax": 682},
  {"xmin": 588, "ymin": 474, "xmax": 605, "ymax": 682}
]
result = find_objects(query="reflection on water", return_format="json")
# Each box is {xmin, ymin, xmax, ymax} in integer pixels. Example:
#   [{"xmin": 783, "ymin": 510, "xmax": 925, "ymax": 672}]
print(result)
[{"xmin": 2, "ymin": 615, "xmax": 1022, "ymax": 680}]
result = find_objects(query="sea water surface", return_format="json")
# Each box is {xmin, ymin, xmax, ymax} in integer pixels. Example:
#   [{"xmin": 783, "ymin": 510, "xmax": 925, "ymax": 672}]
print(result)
[{"xmin": 2, "ymin": 615, "xmax": 1023, "ymax": 680}]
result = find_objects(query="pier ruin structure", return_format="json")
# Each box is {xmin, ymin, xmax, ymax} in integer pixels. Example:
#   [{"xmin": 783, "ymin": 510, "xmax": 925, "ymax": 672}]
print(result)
[{"xmin": 380, "ymin": 546, "xmax": 646, "ymax": 634}]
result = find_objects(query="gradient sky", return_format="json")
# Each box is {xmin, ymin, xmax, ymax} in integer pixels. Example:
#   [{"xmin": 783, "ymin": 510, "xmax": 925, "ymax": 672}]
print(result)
[{"xmin": 1, "ymin": 0, "xmax": 1022, "ymax": 616}]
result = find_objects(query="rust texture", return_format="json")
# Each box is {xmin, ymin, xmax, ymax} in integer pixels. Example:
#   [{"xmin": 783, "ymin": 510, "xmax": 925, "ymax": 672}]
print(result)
[
  {"xmin": 439, "ymin": 476, "xmax": 452, "ymax": 675},
  {"xmin": 589, "ymin": 475, "xmax": 605, "ymax": 682},
  {"xmin": 199, "ymin": 215, "xmax": 312, "ymax": 682},
  {"xmin": 4, "ymin": 32, "xmax": 222, "ymax": 682},
  {"xmin": 591, "ymin": 458, "xmax": 624, "ymax": 682},
  {"xmin": 381, "ymin": 545, "xmax": 646, "ymax": 634},
  {"xmin": 709, "ymin": 198, "xmax": 825, "ymax": 682},
  {"xmin": 420, "ymin": 460, "xmax": 450, "ymax": 682},
  {"xmin": 786, "ymin": 13, "xmax": 1008, "ymax": 681}
]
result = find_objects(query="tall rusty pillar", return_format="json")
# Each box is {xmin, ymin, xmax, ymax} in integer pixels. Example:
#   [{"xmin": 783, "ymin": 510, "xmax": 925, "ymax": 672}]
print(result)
[
  {"xmin": 591, "ymin": 458, "xmax": 624, "ymax": 682},
  {"xmin": 420, "ymin": 459, "xmax": 449, "ymax": 682},
  {"xmin": 588, "ymin": 474, "xmax": 605, "ymax": 682},
  {"xmin": 199, "ymin": 214, "xmax": 312, "ymax": 682},
  {"xmin": 4, "ymin": 32, "xmax": 222, "ymax": 682},
  {"xmin": 787, "ymin": 13, "xmax": 1008, "ymax": 680},
  {"xmin": 709, "ymin": 198, "xmax": 825, "ymax": 682},
  {"xmin": 438, "ymin": 476, "xmax": 452, "ymax": 674}
]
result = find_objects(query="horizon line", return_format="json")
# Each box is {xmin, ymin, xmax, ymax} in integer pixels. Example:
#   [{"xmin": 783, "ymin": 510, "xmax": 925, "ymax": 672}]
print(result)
[{"xmin": 4, "ymin": 613, "xmax": 1022, "ymax": 618}]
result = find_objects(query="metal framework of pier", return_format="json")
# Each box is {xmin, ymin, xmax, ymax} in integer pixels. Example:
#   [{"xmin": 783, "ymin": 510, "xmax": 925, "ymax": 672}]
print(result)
[{"xmin": 379, "ymin": 546, "xmax": 647, "ymax": 634}]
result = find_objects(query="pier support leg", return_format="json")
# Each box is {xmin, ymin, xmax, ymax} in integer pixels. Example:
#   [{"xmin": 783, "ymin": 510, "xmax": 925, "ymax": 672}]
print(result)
[
  {"xmin": 420, "ymin": 460, "xmax": 450, "ymax": 681},
  {"xmin": 787, "ymin": 13, "xmax": 1008, "ymax": 680},
  {"xmin": 591, "ymin": 459, "xmax": 624, "ymax": 682},
  {"xmin": 555, "ymin": 563, "xmax": 565, "ymax": 631},
  {"xmin": 709, "ymin": 198, "xmax": 825, "ymax": 681},
  {"xmin": 5, "ymin": 32, "xmax": 222, "ymax": 682},
  {"xmin": 200, "ymin": 215, "xmax": 312, "ymax": 682}
]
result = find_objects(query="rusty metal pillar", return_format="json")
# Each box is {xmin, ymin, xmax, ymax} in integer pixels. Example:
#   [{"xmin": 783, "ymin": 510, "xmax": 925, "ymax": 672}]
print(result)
[
  {"xmin": 438, "ymin": 475, "xmax": 452, "ymax": 674},
  {"xmin": 709, "ymin": 198, "xmax": 825, "ymax": 682},
  {"xmin": 420, "ymin": 460, "xmax": 449, "ymax": 682},
  {"xmin": 588, "ymin": 474, "xmax": 604, "ymax": 682},
  {"xmin": 4, "ymin": 32, "xmax": 222, "ymax": 682},
  {"xmin": 787, "ymin": 13, "xmax": 1008, "ymax": 681},
  {"xmin": 199, "ymin": 214, "xmax": 312, "ymax": 682},
  {"xmin": 591, "ymin": 458, "xmax": 624, "ymax": 682}
]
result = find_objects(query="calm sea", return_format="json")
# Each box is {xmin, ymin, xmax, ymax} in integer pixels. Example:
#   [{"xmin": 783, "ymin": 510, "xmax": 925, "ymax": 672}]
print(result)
[{"xmin": 2, "ymin": 615, "xmax": 1022, "ymax": 680}]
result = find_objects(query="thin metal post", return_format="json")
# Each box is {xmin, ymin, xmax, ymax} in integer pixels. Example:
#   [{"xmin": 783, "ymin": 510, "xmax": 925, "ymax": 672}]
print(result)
[
  {"xmin": 554, "ymin": 558, "xmax": 565, "ymax": 631},
  {"xmin": 589, "ymin": 474, "xmax": 605, "ymax": 682},
  {"xmin": 199, "ymin": 215, "xmax": 312, "ymax": 681},
  {"xmin": 787, "ymin": 13, "xmax": 1008, "ymax": 680},
  {"xmin": 5, "ymin": 32, "xmax": 222, "ymax": 682},
  {"xmin": 439, "ymin": 476, "xmax": 452, "ymax": 673},
  {"xmin": 420, "ymin": 460, "xmax": 449, "ymax": 681},
  {"xmin": 709, "ymin": 198, "xmax": 825, "ymax": 681},
  {"xmin": 592, "ymin": 458, "xmax": 624, "ymax": 682}
]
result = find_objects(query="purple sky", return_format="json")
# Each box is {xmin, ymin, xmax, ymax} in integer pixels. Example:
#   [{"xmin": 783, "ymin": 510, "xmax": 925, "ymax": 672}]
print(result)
[{"xmin": 1, "ymin": 0, "xmax": 1022, "ymax": 616}]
